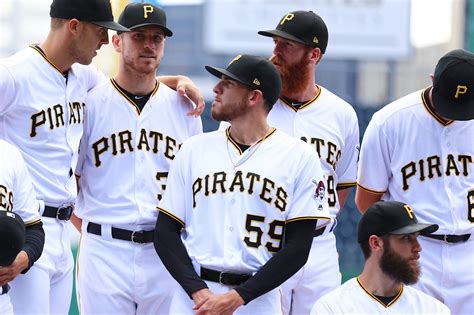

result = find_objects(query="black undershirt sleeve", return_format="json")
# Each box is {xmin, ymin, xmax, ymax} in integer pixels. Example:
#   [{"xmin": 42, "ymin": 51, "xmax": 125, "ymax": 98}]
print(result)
[
  {"xmin": 22, "ymin": 221, "xmax": 45, "ymax": 273},
  {"xmin": 154, "ymin": 212, "xmax": 208, "ymax": 297},
  {"xmin": 235, "ymin": 219, "xmax": 317, "ymax": 304}
]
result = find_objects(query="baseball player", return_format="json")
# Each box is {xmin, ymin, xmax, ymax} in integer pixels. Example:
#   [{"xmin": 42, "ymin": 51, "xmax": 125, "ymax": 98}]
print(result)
[
  {"xmin": 312, "ymin": 201, "xmax": 450, "ymax": 314},
  {"xmin": 356, "ymin": 49, "xmax": 474, "ymax": 314},
  {"xmin": 0, "ymin": 140, "xmax": 45, "ymax": 315},
  {"xmin": 155, "ymin": 54, "xmax": 331, "ymax": 314},
  {"xmin": 258, "ymin": 10, "xmax": 360, "ymax": 314},
  {"xmin": 74, "ymin": 3, "xmax": 202, "ymax": 314},
  {"xmin": 0, "ymin": 0, "xmax": 204, "ymax": 313}
]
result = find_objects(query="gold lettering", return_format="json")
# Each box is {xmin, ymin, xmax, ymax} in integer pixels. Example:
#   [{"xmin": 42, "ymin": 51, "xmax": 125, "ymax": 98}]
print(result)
[
  {"xmin": 403, "ymin": 204, "xmax": 414, "ymax": 219},
  {"xmin": 280, "ymin": 13, "xmax": 294, "ymax": 25},
  {"xmin": 454, "ymin": 85, "xmax": 467, "ymax": 99},
  {"xmin": 143, "ymin": 5, "xmax": 154, "ymax": 19}
]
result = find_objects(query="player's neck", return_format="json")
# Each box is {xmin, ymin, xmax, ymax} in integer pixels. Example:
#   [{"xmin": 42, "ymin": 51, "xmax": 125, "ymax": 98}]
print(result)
[
  {"xmin": 281, "ymin": 81, "xmax": 319, "ymax": 103},
  {"xmin": 114, "ymin": 70, "xmax": 157, "ymax": 96},
  {"xmin": 359, "ymin": 263, "xmax": 402, "ymax": 296},
  {"xmin": 228, "ymin": 118, "xmax": 271, "ymax": 146},
  {"xmin": 40, "ymin": 34, "xmax": 75, "ymax": 73}
]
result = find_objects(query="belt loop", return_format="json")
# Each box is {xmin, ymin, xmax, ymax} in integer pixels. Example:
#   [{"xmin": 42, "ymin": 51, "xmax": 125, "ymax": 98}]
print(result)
[
  {"xmin": 38, "ymin": 200, "xmax": 45, "ymax": 216},
  {"xmin": 101, "ymin": 224, "xmax": 113, "ymax": 241}
]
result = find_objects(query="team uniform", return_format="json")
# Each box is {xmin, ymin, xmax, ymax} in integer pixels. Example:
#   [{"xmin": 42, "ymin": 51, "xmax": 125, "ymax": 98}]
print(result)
[
  {"xmin": 311, "ymin": 277, "xmax": 450, "ymax": 314},
  {"xmin": 158, "ymin": 127, "xmax": 331, "ymax": 314},
  {"xmin": 0, "ymin": 45, "xmax": 104, "ymax": 314},
  {"xmin": 75, "ymin": 78, "xmax": 202, "ymax": 314},
  {"xmin": 0, "ymin": 140, "xmax": 42, "ymax": 315},
  {"xmin": 357, "ymin": 88, "xmax": 474, "ymax": 314},
  {"xmin": 268, "ymin": 85, "xmax": 359, "ymax": 313}
]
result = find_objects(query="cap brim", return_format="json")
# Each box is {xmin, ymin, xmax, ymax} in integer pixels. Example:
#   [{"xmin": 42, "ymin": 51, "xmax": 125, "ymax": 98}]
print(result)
[
  {"xmin": 92, "ymin": 21, "xmax": 130, "ymax": 32},
  {"xmin": 258, "ymin": 29, "xmax": 307, "ymax": 46},
  {"xmin": 432, "ymin": 91, "xmax": 474, "ymax": 121},
  {"xmin": 205, "ymin": 65, "xmax": 252, "ymax": 88},
  {"xmin": 129, "ymin": 24, "xmax": 173, "ymax": 37},
  {"xmin": 390, "ymin": 223, "xmax": 439, "ymax": 236}
]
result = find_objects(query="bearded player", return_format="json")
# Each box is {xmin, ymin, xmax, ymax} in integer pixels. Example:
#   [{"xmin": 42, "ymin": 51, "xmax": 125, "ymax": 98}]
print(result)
[{"xmin": 312, "ymin": 201, "xmax": 450, "ymax": 314}]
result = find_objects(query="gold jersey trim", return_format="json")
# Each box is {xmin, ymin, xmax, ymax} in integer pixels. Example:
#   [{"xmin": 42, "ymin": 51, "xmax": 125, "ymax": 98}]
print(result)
[
  {"xmin": 356, "ymin": 183, "xmax": 386, "ymax": 194},
  {"xmin": 157, "ymin": 206, "xmax": 185, "ymax": 227},
  {"xmin": 110, "ymin": 78, "xmax": 159, "ymax": 115},
  {"xmin": 356, "ymin": 277, "xmax": 403, "ymax": 308},
  {"xmin": 421, "ymin": 88, "xmax": 454, "ymax": 127},
  {"xmin": 286, "ymin": 215, "xmax": 330, "ymax": 224},
  {"xmin": 30, "ymin": 45, "xmax": 65, "ymax": 76},
  {"xmin": 279, "ymin": 84, "xmax": 322, "ymax": 112},
  {"xmin": 225, "ymin": 127, "xmax": 277, "ymax": 155},
  {"xmin": 25, "ymin": 218, "xmax": 42, "ymax": 227},
  {"xmin": 337, "ymin": 182, "xmax": 357, "ymax": 188}
]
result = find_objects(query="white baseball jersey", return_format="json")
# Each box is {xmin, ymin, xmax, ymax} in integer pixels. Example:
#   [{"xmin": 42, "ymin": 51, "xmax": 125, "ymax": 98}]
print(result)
[
  {"xmin": 268, "ymin": 86, "xmax": 360, "ymax": 216},
  {"xmin": 0, "ymin": 45, "xmax": 104, "ymax": 314},
  {"xmin": 358, "ymin": 89, "xmax": 473, "ymax": 235},
  {"xmin": 75, "ymin": 79, "xmax": 203, "ymax": 225},
  {"xmin": 0, "ymin": 45, "xmax": 104, "ymax": 207},
  {"xmin": 357, "ymin": 88, "xmax": 474, "ymax": 314},
  {"xmin": 159, "ymin": 127, "xmax": 330, "ymax": 274},
  {"xmin": 0, "ymin": 140, "xmax": 40, "ymax": 224},
  {"xmin": 311, "ymin": 277, "xmax": 450, "ymax": 314},
  {"xmin": 267, "ymin": 85, "xmax": 359, "ymax": 314},
  {"xmin": 74, "ymin": 79, "xmax": 202, "ymax": 314}
]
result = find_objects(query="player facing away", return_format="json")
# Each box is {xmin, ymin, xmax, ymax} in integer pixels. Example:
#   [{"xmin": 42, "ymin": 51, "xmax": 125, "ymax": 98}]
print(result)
[
  {"xmin": 0, "ymin": 141, "xmax": 45, "ymax": 315},
  {"xmin": 312, "ymin": 201, "xmax": 450, "ymax": 314},
  {"xmin": 258, "ymin": 10, "xmax": 360, "ymax": 314},
  {"xmin": 74, "ymin": 2, "xmax": 203, "ymax": 314},
  {"xmin": 154, "ymin": 54, "xmax": 331, "ymax": 314},
  {"xmin": 356, "ymin": 49, "xmax": 474, "ymax": 314},
  {"xmin": 0, "ymin": 0, "xmax": 127, "ymax": 313}
]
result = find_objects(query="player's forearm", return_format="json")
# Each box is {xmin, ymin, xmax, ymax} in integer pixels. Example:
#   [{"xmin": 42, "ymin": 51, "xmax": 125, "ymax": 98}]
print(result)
[
  {"xmin": 336, "ymin": 187, "xmax": 351, "ymax": 210},
  {"xmin": 235, "ymin": 219, "xmax": 316, "ymax": 304},
  {"xmin": 154, "ymin": 213, "xmax": 208, "ymax": 297},
  {"xmin": 22, "ymin": 221, "xmax": 45, "ymax": 272},
  {"xmin": 355, "ymin": 187, "xmax": 383, "ymax": 213}
]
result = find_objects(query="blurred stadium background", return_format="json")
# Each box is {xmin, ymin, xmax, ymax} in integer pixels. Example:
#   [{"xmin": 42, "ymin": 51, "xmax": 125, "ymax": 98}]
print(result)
[{"xmin": 1, "ymin": 0, "xmax": 473, "ymax": 314}]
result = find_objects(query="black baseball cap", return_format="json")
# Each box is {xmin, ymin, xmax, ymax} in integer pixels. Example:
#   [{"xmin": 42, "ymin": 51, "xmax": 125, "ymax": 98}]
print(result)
[
  {"xmin": 118, "ymin": 2, "xmax": 173, "ymax": 37},
  {"xmin": 205, "ymin": 54, "xmax": 282, "ymax": 106},
  {"xmin": 258, "ymin": 11, "xmax": 328, "ymax": 53},
  {"xmin": 50, "ymin": 0, "xmax": 129, "ymax": 32},
  {"xmin": 0, "ymin": 211, "xmax": 25, "ymax": 266},
  {"xmin": 432, "ymin": 49, "xmax": 474, "ymax": 121},
  {"xmin": 357, "ymin": 201, "xmax": 438, "ymax": 243}
]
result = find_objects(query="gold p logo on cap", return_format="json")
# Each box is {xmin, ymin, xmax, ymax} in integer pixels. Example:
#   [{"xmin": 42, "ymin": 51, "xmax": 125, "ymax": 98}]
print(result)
[
  {"xmin": 403, "ymin": 204, "xmax": 414, "ymax": 220},
  {"xmin": 454, "ymin": 85, "xmax": 468, "ymax": 99},
  {"xmin": 143, "ymin": 5, "xmax": 154, "ymax": 18},
  {"xmin": 229, "ymin": 55, "xmax": 242, "ymax": 66},
  {"xmin": 280, "ymin": 13, "xmax": 295, "ymax": 25}
]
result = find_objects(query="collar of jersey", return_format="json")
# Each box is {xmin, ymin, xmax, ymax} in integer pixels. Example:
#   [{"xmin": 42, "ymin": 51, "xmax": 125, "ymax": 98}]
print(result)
[
  {"xmin": 30, "ymin": 45, "xmax": 67, "ymax": 77},
  {"xmin": 110, "ymin": 78, "xmax": 159, "ymax": 115},
  {"xmin": 356, "ymin": 276, "xmax": 403, "ymax": 308},
  {"xmin": 421, "ymin": 87, "xmax": 454, "ymax": 127},
  {"xmin": 279, "ymin": 84, "xmax": 322, "ymax": 112},
  {"xmin": 226, "ymin": 126, "xmax": 277, "ymax": 155}
]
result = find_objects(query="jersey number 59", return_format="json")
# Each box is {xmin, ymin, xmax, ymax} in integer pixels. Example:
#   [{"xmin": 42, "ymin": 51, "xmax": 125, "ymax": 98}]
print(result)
[{"xmin": 244, "ymin": 214, "xmax": 285, "ymax": 253}]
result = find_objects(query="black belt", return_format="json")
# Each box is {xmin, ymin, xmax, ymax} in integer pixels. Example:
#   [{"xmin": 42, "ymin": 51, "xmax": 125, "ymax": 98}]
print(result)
[
  {"xmin": 200, "ymin": 267, "xmax": 251, "ymax": 286},
  {"xmin": 42, "ymin": 205, "xmax": 73, "ymax": 221},
  {"xmin": 86, "ymin": 222, "xmax": 154, "ymax": 244},
  {"xmin": 1, "ymin": 284, "xmax": 10, "ymax": 295},
  {"xmin": 423, "ymin": 233, "xmax": 470, "ymax": 243}
]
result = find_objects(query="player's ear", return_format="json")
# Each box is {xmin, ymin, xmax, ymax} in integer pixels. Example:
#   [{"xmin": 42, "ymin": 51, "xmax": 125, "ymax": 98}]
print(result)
[
  {"xmin": 368, "ymin": 235, "xmax": 384, "ymax": 253},
  {"xmin": 429, "ymin": 74, "xmax": 435, "ymax": 84},
  {"xmin": 67, "ymin": 19, "xmax": 81, "ymax": 35},
  {"xmin": 112, "ymin": 34, "xmax": 122, "ymax": 53},
  {"xmin": 308, "ymin": 47, "xmax": 322, "ymax": 65},
  {"xmin": 248, "ymin": 89, "xmax": 263, "ymax": 108}
]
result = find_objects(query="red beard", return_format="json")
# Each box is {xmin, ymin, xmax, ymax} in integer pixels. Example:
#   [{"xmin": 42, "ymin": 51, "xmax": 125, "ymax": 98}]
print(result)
[{"xmin": 271, "ymin": 55, "xmax": 313, "ymax": 98}]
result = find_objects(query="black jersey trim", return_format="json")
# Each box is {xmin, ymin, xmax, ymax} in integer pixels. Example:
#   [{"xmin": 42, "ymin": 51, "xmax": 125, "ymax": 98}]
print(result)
[
  {"xmin": 226, "ymin": 127, "xmax": 277, "ymax": 155},
  {"xmin": 421, "ymin": 88, "xmax": 454, "ymax": 127},
  {"xmin": 356, "ymin": 277, "xmax": 403, "ymax": 308},
  {"xmin": 110, "ymin": 79, "xmax": 159, "ymax": 115},
  {"xmin": 356, "ymin": 183, "xmax": 386, "ymax": 194},
  {"xmin": 337, "ymin": 182, "xmax": 357, "ymax": 188},
  {"xmin": 25, "ymin": 218, "xmax": 42, "ymax": 227},
  {"xmin": 279, "ymin": 84, "xmax": 322, "ymax": 112},
  {"xmin": 157, "ymin": 207, "xmax": 185, "ymax": 227},
  {"xmin": 30, "ymin": 45, "xmax": 65, "ymax": 77}
]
